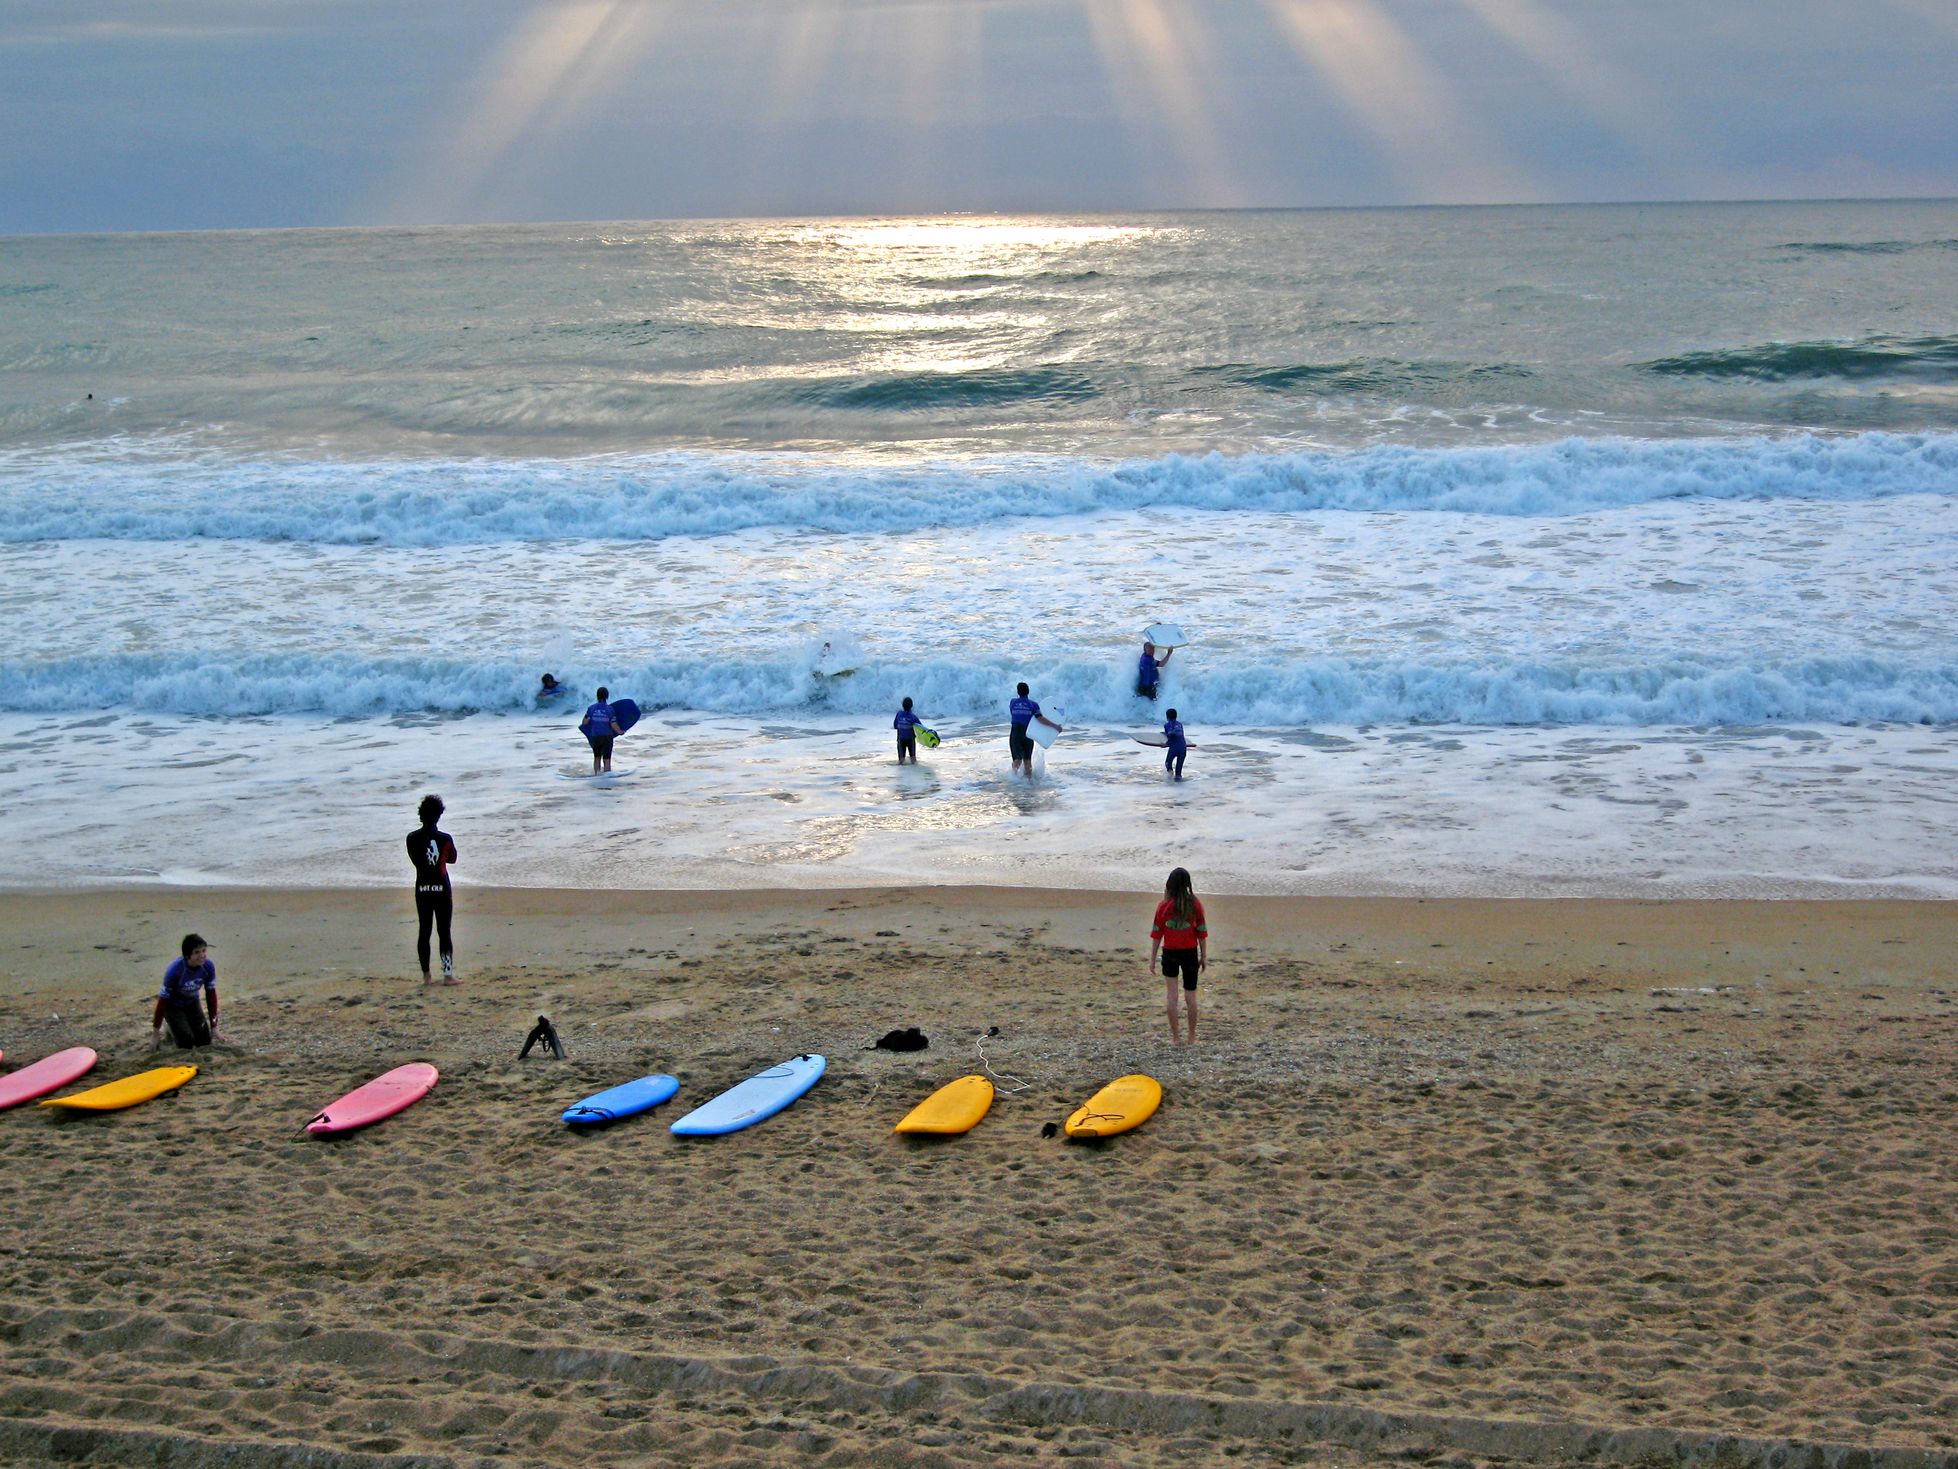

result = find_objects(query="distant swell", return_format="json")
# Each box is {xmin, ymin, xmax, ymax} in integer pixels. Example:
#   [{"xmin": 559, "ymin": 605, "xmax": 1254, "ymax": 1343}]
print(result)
[
  {"xmin": 5, "ymin": 652, "xmax": 1953, "ymax": 727},
  {"xmin": 2, "ymin": 432, "xmax": 1954, "ymax": 546},
  {"xmin": 1778, "ymin": 239, "xmax": 1958, "ymax": 256},
  {"xmin": 1198, "ymin": 361, "xmax": 1532, "ymax": 393},
  {"xmin": 783, "ymin": 366, "xmax": 1100, "ymax": 410},
  {"xmin": 1643, "ymin": 336, "xmax": 1958, "ymax": 383}
]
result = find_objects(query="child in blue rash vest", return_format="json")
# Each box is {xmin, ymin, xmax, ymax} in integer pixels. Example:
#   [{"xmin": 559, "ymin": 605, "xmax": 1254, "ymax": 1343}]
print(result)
[
  {"xmin": 583, "ymin": 686, "xmax": 623, "ymax": 774},
  {"xmin": 1136, "ymin": 640, "xmax": 1173, "ymax": 699},
  {"xmin": 894, "ymin": 697, "xmax": 922, "ymax": 763},
  {"xmin": 1162, "ymin": 707, "xmax": 1188, "ymax": 780},
  {"xmin": 1008, "ymin": 681, "xmax": 1063, "ymax": 776},
  {"xmin": 152, "ymin": 933, "xmax": 223, "ymax": 1050}
]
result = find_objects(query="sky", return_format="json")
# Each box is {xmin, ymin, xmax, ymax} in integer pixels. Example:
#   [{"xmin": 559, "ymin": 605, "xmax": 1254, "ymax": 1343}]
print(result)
[{"xmin": 1, "ymin": 0, "xmax": 1954, "ymax": 233}]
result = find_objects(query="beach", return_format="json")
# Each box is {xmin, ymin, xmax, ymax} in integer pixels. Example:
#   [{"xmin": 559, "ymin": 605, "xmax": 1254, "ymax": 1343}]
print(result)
[{"xmin": 2, "ymin": 884, "xmax": 1953, "ymax": 1468}]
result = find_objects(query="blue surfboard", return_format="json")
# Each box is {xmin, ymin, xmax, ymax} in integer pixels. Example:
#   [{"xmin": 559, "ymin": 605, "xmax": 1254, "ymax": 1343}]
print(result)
[
  {"xmin": 562, "ymin": 1072, "xmax": 679, "ymax": 1127},
  {"xmin": 581, "ymin": 697, "xmax": 641, "ymax": 741},
  {"xmin": 669, "ymin": 1055, "xmax": 825, "ymax": 1137}
]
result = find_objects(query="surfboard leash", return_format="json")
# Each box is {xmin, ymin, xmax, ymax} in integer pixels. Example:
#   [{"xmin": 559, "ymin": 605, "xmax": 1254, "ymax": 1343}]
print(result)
[{"xmin": 975, "ymin": 1028, "xmax": 1030, "ymax": 1095}]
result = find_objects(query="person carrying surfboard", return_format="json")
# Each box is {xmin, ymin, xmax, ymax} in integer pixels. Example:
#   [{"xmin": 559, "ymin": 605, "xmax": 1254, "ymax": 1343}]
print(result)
[
  {"xmin": 1162, "ymin": 707, "xmax": 1189, "ymax": 780},
  {"xmin": 407, "ymin": 794, "xmax": 459, "ymax": 986},
  {"xmin": 1149, "ymin": 868, "xmax": 1208, "ymax": 1046},
  {"xmin": 1136, "ymin": 640, "xmax": 1174, "ymax": 700},
  {"xmin": 583, "ymin": 686, "xmax": 624, "ymax": 774},
  {"xmin": 894, "ymin": 696, "xmax": 922, "ymax": 764},
  {"xmin": 151, "ymin": 933, "xmax": 224, "ymax": 1050},
  {"xmin": 1008, "ymin": 682, "xmax": 1062, "ymax": 776}
]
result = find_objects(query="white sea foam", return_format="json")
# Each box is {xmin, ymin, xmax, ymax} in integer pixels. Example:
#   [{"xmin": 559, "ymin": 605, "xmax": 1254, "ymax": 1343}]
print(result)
[{"xmin": 1, "ymin": 432, "xmax": 1953, "ymax": 545}]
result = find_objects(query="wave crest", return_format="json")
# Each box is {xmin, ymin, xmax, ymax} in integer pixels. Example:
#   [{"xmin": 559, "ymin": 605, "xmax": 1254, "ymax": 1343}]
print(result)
[
  {"xmin": 5, "ymin": 652, "xmax": 1953, "ymax": 727},
  {"xmin": 3, "ymin": 433, "xmax": 1953, "ymax": 546}
]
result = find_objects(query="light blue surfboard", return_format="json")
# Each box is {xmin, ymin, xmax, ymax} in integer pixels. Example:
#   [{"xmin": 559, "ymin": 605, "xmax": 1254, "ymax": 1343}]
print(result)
[
  {"xmin": 562, "ymin": 1073, "xmax": 679, "ymax": 1127},
  {"xmin": 669, "ymin": 1054, "xmax": 825, "ymax": 1137}
]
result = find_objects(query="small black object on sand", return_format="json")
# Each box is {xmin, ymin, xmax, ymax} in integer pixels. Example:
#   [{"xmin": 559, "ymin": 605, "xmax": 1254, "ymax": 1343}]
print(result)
[{"xmin": 520, "ymin": 1015, "xmax": 564, "ymax": 1059}]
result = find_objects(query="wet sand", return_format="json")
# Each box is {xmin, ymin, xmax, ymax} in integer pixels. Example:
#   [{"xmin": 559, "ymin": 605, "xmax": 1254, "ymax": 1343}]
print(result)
[{"xmin": 1, "ymin": 886, "xmax": 1954, "ymax": 1469}]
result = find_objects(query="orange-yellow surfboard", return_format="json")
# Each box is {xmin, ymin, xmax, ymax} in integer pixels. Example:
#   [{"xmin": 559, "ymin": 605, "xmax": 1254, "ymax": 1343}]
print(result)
[
  {"xmin": 40, "ymin": 1065, "xmax": 196, "ymax": 1112},
  {"xmin": 894, "ymin": 1075, "xmax": 994, "ymax": 1135},
  {"xmin": 1064, "ymin": 1073, "xmax": 1161, "ymax": 1139}
]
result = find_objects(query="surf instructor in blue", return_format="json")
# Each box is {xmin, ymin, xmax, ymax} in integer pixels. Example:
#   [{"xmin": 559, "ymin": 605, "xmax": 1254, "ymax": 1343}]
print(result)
[
  {"xmin": 583, "ymin": 686, "xmax": 623, "ymax": 775},
  {"xmin": 1009, "ymin": 681, "xmax": 1063, "ymax": 776}
]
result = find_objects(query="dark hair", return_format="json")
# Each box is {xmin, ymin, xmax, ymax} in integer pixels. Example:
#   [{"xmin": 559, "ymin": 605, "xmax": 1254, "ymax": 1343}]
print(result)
[
  {"xmin": 902, "ymin": 696, "xmax": 913, "ymax": 710},
  {"xmin": 1017, "ymin": 682, "xmax": 1030, "ymax": 697},
  {"xmin": 540, "ymin": 673, "xmax": 557, "ymax": 688},
  {"xmin": 1164, "ymin": 866, "xmax": 1195, "ymax": 926},
  {"xmin": 596, "ymin": 685, "xmax": 609, "ymax": 700},
  {"xmin": 418, "ymin": 794, "xmax": 445, "ymax": 825},
  {"xmin": 1166, "ymin": 707, "xmax": 1178, "ymax": 720},
  {"xmin": 180, "ymin": 933, "xmax": 208, "ymax": 958}
]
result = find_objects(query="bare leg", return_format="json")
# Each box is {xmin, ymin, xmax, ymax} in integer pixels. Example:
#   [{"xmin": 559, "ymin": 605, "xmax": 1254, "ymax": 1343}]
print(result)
[
  {"xmin": 1164, "ymin": 976, "xmax": 1183, "ymax": 1045},
  {"xmin": 1184, "ymin": 988, "xmax": 1198, "ymax": 1044}
]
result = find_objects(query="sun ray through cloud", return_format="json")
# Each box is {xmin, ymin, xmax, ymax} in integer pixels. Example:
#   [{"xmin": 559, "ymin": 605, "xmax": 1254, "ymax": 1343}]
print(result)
[
  {"xmin": 1260, "ymin": 0, "xmax": 1537, "ymax": 204},
  {"xmin": 380, "ymin": 0, "xmax": 668, "ymax": 224},
  {"xmin": 1078, "ymin": 0, "xmax": 1247, "ymax": 207}
]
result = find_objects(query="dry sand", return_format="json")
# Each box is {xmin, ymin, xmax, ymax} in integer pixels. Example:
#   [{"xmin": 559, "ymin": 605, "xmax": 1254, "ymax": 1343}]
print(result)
[{"xmin": 0, "ymin": 885, "xmax": 1954, "ymax": 1469}]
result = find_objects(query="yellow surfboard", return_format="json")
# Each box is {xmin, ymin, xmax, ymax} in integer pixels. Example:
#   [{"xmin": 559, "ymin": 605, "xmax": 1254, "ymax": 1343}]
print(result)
[
  {"xmin": 1065, "ymin": 1073, "xmax": 1161, "ymax": 1139},
  {"xmin": 894, "ymin": 1075, "xmax": 994, "ymax": 1135},
  {"xmin": 40, "ymin": 1065, "xmax": 197, "ymax": 1112}
]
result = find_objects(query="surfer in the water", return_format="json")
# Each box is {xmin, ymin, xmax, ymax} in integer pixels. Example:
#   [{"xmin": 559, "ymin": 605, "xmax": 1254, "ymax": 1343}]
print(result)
[
  {"xmin": 584, "ymin": 686, "xmax": 623, "ymax": 774},
  {"xmin": 1008, "ymin": 682, "xmax": 1063, "ymax": 776},
  {"xmin": 537, "ymin": 672, "xmax": 565, "ymax": 702},
  {"xmin": 894, "ymin": 696, "xmax": 922, "ymax": 764},
  {"xmin": 1149, "ymin": 867, "xmax": 1208, "ymax": 1046},
  {"xmin": 1162, "ymin": 707, "xmax": 1188, "ymax": 780},
  {"xmin": 151, "ymin": 933, "xmax": 224, "ymax": 1050},
  {"xmin": 1136, "ymin": 640, "xmax": 1173, "ymax": 700},
  {"xmin": 408, "ymin": 794, "xmax": 459, "ymax": 986}
]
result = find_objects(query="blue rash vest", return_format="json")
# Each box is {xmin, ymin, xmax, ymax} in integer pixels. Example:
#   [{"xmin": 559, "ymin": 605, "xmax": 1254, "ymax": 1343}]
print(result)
[
  {"xmin": 1163, "ymin": 716, "xmax": 1187, "ymax": 752},
  {"xmin": 1009, "ymin": 695, "xmax": 1039, "ymax": 728}
]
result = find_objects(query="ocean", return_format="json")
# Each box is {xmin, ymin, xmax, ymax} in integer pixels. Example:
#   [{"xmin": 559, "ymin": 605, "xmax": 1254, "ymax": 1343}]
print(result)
[{"xmin": 2, "ymin": 202, "xmax": 1954, "ymax": 895}]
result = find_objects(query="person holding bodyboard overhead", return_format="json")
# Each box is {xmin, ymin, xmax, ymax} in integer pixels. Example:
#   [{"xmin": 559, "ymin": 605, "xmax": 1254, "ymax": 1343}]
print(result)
[
  {"xmin": 1136, "ymin": 622, "xmax": 1187, "ymax": 700},
  {"xmin": 1008, "ymin": 682, "xmax": 1063, "ymax": 777}
]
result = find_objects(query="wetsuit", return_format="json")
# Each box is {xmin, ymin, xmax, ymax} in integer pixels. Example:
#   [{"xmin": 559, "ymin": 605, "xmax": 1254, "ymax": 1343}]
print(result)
[
  {"xmin": 407, "ymin": 824, "xmax": 457, "ymax": 978},
  {"xmin": 155, "ymin": 957, "xmax": 217, "ymax": 1048},
  {"xmin": 894, "ymin": 707, "xmax": 921, "ymax": 760},
  {"xmin": 1136, "ymin": 650, "xmax": 1162, "ymax": 699},
  {"xmin": 1163, "ymin": 715, "xmax": 1187, "ymax": 779},
  {"xmin": 1009, "ymin": 694, "xmax": 1043, "ymax": 761}
]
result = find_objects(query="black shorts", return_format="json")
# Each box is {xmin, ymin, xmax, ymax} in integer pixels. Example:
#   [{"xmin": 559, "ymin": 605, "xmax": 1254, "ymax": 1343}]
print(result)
[
  {"xmin": 163, "ymin": 1002, "xmax": 212, "ymax": 1049},
  {"xmin": 588, "ymin": 735, "xmax": 614, "ymax": 759},
  {"xmin": 1009, "ymin": 726, "xmax": 1033, "ymax": 760},
  {"xmin": 1161, "ymin": 948, "xmax": 1200, "ymax": 990},
  {"xmin": 1136, "ymin": 683, "xmax": 1158, "ymax": 700},
  {"xmin": 897, "ymin": 734, "xmax": 916, "ymax": 756}
]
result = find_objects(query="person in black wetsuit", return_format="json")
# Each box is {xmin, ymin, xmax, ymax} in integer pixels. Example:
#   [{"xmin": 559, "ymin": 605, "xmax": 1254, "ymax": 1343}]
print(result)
[{"xmin": 407, "ymin": 794, "xmax": 459, "ymax": 985}]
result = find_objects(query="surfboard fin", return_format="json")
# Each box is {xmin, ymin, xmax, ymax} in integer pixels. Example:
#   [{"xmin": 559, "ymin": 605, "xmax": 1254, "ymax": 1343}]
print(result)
[{"xmin": 520, "ymin": 1015, "xmax": 564, "ymax": 1060}]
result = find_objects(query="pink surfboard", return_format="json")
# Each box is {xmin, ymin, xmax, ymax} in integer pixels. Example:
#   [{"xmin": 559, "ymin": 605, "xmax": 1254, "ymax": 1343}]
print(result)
[
  {"xmin": 0, "ymin": 1047, "xmax": 99, "ymax": 1111},
  {"xmin": 306, "ymin": 1062, "xmax": 438, "ymax": 1136}
]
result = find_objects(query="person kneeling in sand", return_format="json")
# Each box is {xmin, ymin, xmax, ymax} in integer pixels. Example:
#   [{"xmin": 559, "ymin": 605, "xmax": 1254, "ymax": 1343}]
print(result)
[
  {"xmin": 1148, "ymin": 868, "xmax": 1207, "ymax": 1045},
  {"xmin": 152, "ymin": 933, "xmax": 225, "ymax": 1050}
]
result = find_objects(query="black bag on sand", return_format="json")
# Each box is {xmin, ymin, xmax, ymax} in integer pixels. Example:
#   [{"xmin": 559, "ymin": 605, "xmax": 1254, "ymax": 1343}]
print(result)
[{"xmin": 871, "ymin": 1026, "xmax": 928, "ymax": 1052}]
